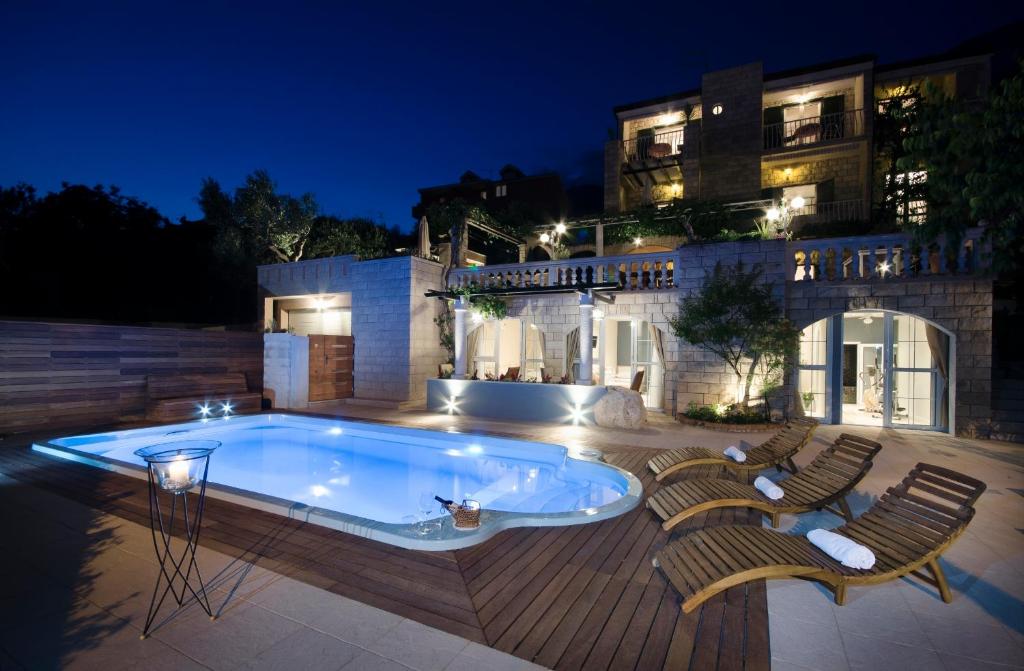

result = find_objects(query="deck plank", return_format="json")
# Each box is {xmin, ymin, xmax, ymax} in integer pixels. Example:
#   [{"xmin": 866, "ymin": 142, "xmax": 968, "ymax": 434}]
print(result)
[{"xmin": 0, "ymin": 435, "xmax": 769, "ymax": 670}]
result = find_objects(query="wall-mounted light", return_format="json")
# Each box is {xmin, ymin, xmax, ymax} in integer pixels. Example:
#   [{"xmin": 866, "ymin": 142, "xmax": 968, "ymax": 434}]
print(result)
[
  {"xmin": 198, "ymin": 403, "xmax": 212, "ymax": 417},
  {"xmin": 555, "ymin": 222, "xmax": 567, "ymax": 234},
  {"xmin": 221, "ymin": 401, "xmax": 233, "ymax": 416},
  {"xmin": 633, "ymin": 237, "xmax": 643, "ymax": 246},
  {"xmin": 766, "ymin": 208, "xmax": 780, "ymax": 222},
  {"xmin": 711, "ymin": 104, "xmax": 723, "ymax": 116},
  {"xmin": 670, "ymin": 183, "xmax": 682, "ymax": 197},
  {"xmin": 657, "ymin": 112, "xmax": 681, "ymax": 126},
  {"xmin": 445, "ymin": 396, "xmax": 459, "ymax": 414},
  {"xmin": 790, "ymin": 195, "xmax": 806, "ymax": 210},
  {"xmin": 539, "ymin": 232, "xmax": 551, "ymax": 244},
  {"xmin": 570, "ymin": 403, "xmax": 584, "ymax": 425}
]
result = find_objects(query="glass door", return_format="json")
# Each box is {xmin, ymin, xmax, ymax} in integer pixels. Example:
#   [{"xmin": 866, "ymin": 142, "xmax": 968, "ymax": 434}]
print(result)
[
  {"xmin": 632, "ymin": 320, "xmax": 663, "ymax": 410},
  {"xmin": 890, "ymin": 314, "xmax": 947, "ymax": 430},
  {"xmin": 596, "ymin": 319, "xmax": 663, "ymax": 409}
]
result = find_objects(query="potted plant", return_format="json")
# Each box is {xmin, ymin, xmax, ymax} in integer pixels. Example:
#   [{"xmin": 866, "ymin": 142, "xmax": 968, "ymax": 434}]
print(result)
[{"xmin": 801, "ymin": 391, "xmax": 815, "ymax": 412}]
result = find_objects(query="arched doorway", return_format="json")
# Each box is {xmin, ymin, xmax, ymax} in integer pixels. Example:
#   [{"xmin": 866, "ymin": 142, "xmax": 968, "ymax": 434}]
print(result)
[{"xmin": 796, "ymin": 310, "xmax": 953, "ymax": 432}]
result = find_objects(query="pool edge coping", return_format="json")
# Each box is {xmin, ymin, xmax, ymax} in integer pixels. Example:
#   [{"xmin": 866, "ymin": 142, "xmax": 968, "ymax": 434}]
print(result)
[{"xmin": 30, "ymin": 412, "xmax": 644, "ymax": 552}]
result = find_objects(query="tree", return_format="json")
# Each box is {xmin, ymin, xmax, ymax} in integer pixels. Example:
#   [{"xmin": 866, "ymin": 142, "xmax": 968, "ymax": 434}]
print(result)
[
  {"xmin": 305, "ymin": 215, "xmax": 391, "ymax": 260},
  {"xmin": 669, "ymin": 262, "xmax": 799, "ymax": 406},
  {"xmin": 899, "ymin": 63, "xmax": 1024, "ymax": 270},
  {"xmin": 200, "ymin": 170, "xmax": 319, "ymax": 264}
]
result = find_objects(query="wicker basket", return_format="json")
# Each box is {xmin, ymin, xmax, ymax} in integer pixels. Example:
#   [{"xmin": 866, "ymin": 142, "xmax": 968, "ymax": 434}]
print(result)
[{"xmin": 445, "ymin": 501, "xmax": 481, "ymax": 530}]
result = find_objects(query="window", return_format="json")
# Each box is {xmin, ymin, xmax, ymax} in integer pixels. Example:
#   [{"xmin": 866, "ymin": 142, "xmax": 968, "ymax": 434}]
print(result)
[
  {"xmin": 887, "ymin": 170, "xmax": 927, "ymax": 225},
  {"xmin": 797, "ymin": 319, "xmax": 829, "ymax": 418},
  {"xmin": 495, "ymin": 184, "xmax": 507, "ymax": 197},
  {"xmin": 781, "ymin": 184, "xmax": 816, "ymax": 212},
  {"xmin": 470, "ymin": 318, "xmax": 544, "ymax": 381}
]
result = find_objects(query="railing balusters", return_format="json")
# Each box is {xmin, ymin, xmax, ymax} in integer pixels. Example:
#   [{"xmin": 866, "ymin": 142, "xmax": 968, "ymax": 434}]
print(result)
[{"xmin": 785, "ymin": 229, "xmax": 985, "ymax": 284}]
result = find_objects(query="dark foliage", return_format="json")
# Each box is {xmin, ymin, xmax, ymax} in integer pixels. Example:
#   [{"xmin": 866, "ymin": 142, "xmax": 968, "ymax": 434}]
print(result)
[
  {"xmin": 0, "ymin": 182, "xmax": 258, "ymax": 325},
  {"xmin": 0, "ymin": 178, "xmax": 409, "ymax": 325}
]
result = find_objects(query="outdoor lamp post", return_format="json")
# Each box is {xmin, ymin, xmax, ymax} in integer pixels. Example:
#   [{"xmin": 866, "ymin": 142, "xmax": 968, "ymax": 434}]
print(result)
[{"xmin": 134, "ymin": 440, "xmax": 220, "ymax": 639}]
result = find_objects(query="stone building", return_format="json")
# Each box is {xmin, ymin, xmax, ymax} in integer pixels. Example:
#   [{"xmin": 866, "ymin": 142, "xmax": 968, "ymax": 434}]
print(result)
[
  {"xmin": 604, "ymin": 52, "xmax": 990, "ymax": 228},
  {"xmin": 255, "ymin": 45, "xmax": 1000, "ymax": 439}
]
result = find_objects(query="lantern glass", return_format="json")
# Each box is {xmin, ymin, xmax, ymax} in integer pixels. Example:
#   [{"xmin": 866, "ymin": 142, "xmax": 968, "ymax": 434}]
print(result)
[{"xmin": 134, "ymin": 441, "xmax": 220, "ymax": 494}]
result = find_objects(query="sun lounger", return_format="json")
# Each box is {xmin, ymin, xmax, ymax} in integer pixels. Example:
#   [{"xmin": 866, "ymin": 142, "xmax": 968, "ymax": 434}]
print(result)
[
  {"xmin": 647, "ymin": 418, "xmax": 818, "ymax": 481},
  {"xmin": 653, "ymin": 463, "xmax": 985, "ymax": 613},
  {"xmin": 647, "ymin": 433, "xmax": 882, "ymax": 530}
]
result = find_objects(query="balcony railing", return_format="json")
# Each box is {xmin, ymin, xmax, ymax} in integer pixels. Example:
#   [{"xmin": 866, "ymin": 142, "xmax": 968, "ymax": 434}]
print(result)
[
  {"xmin": 787, "ymin": 228, "xmax": 985, "ymax": 283},
  {"xmin": 448, "ymin": 251, "xmax": 679, "ymax": 292},
  {"xmin": 764, "ymin": 109, "xmax": 864, "ymax": 150},
  {"xmin": 791, "ymin": 199, "xmax": 866, "ymax": 223},
  {"xmin": 622, "ymin": 128, "xmax": 686, "ymax": 163}
]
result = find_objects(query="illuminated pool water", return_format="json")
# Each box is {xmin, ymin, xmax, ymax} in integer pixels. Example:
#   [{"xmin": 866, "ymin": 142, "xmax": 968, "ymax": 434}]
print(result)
[{"xmin": 33, "ymin": 413, "xmax": 641, "ymax": 550}]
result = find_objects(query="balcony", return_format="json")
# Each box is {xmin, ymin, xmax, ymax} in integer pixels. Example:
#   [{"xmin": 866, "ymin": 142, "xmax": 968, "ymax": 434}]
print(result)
[
  {"xmin": 764, "ymin": 109, "xmax": 865, "ymax": 151},
  {"xmin": 787, "ymin": 228, "xmax": 986, "ymax": 283},
  {"xmin": 791, "ymin": 199, "xmax": 867, "ymax": 224},
  {"xmin": 447, "ymin": 250, "xmax": 678, "ymax": 293},
  {"xmin": 622, "ymin": 128, "xmax": 686, "ymax": 163}
]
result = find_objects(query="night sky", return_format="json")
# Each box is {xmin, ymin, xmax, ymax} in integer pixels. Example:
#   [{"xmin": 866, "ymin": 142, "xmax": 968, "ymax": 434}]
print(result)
[{"xmin": 1, "ymin": 1, "xmax": 1016, "ymax": 230}]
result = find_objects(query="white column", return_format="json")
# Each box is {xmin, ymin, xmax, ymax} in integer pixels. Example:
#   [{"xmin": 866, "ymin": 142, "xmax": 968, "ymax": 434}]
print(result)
[
  {"xmin": 596, "ymin": 223, "xmax": 604, "ymax": 257},
  {"xmin": 578, "ymin": 293, "xmax": 594, "ymax": 386},
  {"xmin": 453, "ymin": 297, "xmax": 468, "ymax": 379}
]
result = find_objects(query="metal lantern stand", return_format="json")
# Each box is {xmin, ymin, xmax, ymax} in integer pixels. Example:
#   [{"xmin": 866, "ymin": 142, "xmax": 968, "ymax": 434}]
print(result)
[{"xmin": 134, "ymin": 440, "xmax": 220, "ymax": 639}]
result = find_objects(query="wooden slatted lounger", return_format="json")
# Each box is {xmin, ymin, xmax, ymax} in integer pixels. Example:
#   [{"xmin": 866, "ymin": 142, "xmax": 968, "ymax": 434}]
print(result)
[
  {"xmin": 648, "ymin": 417, "xmax": 819, "ymax": 482},
  {"xmin": 653, "ymin": 463, "xmax": 986, "ymax": 613},
  {"xmin": 647, "ymin": 433, "xmax": 882, "ymax": 530}
]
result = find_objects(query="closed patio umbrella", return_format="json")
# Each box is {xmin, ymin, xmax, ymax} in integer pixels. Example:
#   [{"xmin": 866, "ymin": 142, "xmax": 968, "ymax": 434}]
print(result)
[{"xmin": 417, "ymin": 216, "xmax": 431, "ymax": 259}]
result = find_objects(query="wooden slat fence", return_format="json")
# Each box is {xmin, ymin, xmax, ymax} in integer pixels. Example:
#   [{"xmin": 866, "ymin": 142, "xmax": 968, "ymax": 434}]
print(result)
[{"xmin": 0, "ymin": 320, "xmax": 263, "ymax": 433}]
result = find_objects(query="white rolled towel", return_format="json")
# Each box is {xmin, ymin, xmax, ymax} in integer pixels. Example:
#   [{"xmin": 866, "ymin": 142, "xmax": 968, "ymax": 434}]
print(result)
[
  {"xmin": 807, "ymin": 529, "xmax": 876, "ymax": 570},
  {"xmin": 722, "ymin": 446, "xmax": 746, "ymax": 463},
  {"xmin": 754, "ymin": 476, "xmax": 784, "ymax": 500}
]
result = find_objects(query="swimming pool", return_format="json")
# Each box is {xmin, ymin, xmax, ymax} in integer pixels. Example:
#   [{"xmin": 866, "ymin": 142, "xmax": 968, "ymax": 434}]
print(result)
[{"xmin": 33, "ymin": 414, "xmax": 642, "ymax": 550}]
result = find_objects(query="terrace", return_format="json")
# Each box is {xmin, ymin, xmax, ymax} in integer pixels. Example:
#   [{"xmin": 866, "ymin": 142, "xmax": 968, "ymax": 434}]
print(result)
[{"xmin": 2, "ymin": 405, "xmax": 1021, "ymax": 670}]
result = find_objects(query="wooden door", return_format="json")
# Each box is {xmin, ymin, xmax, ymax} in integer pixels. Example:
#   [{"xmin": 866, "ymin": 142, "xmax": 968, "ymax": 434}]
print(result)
[{"xmin": 308, "ymin": 335, "xmax": 353, "ymax": 401}]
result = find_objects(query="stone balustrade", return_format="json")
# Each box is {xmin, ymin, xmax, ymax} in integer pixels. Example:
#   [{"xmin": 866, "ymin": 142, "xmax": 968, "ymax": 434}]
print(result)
[
  {"xmin": 787, "ymin": 228, "xmax": 986, "ymax": 283},
  {"xmin": 447, "ymin": 251, "xmax": 679, "ymax": 292}
]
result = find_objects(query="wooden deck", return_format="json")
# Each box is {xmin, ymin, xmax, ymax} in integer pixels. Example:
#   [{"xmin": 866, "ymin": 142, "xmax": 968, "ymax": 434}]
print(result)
[{"xmin": 0, "ymin": 437, "xmax": 769, "ymax": 671}]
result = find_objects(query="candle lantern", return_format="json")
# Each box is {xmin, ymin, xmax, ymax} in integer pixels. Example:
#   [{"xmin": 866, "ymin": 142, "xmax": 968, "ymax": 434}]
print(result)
[{"xmin": 133, "ymin": 440, "xmax": 220, "ymax": 638}]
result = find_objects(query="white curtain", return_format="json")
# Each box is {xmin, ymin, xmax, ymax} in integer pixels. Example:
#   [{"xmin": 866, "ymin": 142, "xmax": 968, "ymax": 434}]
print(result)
[
  {"xmin": 466, "ymin": 325, "xmax": 483, "ymax": 378},
  {"xmin": 925, "ymin": 324, "xmax": 949, "ymax": 428},
  {"xmin": 525, "ymin": 324, "xmax": 545, "ymax": 379},
  {"xmin": 564, "ymin": 328, "xmax": 580, "ymax": 383},
  {"xmin": 648, "ymin": 323, "xmax": 664, "ymax": 366}
]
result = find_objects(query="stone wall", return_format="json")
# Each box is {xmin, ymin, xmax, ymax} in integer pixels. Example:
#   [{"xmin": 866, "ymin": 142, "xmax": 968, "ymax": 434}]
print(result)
[
  {"xmin": 349, "ymin": 256, "xmax": 446, "ymax": 403},
  {"xmin": 408, "ymin": 258, "xmax": 448, "ymax": 401},
  {"xmin": 787, "ymin": 278, "xmax": 994, "ymax": 436},
  {"xmin": 674, "ymin": 240, "xmax": 789, "ymax": 413},
  {"xmin": 258, "ymin": 255, "xmax": 446, "ymax": 405},
  {"xmin": 761, "ymin": 145, "xmax": 864, "ymax": 203},
  {"xmin": 699, "ymin": 63, "xmax": 764, "ymax": 201}
]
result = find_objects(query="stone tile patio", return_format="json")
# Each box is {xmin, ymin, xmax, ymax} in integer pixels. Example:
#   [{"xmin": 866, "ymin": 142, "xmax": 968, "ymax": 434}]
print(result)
[{"xmin": 1, "ymin": 404, "xmax": 1022, "ymax": 670}]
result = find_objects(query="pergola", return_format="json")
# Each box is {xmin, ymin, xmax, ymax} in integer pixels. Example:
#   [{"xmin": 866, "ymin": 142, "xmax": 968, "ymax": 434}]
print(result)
[{"xmin": 425, "ymin": 283, "xmax": 618, "ymax": 385}]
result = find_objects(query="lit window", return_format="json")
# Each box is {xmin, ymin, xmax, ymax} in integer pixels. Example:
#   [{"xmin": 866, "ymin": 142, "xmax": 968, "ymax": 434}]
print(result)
[
  {"xmin": 887, "ymin": 171, "xmax": 927, "ymax": 224},
  {"xmin": 495, "ymin": 184, "xmax": 507, "ymax": 197}
]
